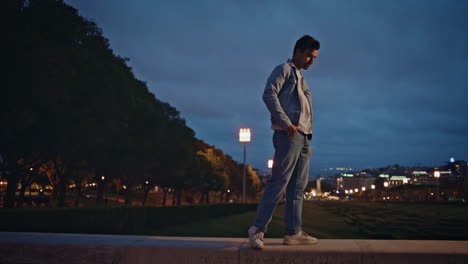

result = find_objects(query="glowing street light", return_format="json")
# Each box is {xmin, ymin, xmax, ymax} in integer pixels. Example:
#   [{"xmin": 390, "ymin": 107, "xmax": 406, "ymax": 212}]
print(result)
[
  {"xmin": 403, "ymin": 178, "xmax": 408, "ymax": 200},
  {"xmin": 434, "ymin": 170, "xmax": 440, "ymax": 200},
  {"xmin": 361, "ymin": 187, "xmax": 366, "ymax": 191},
  {"xmin": 383, "ymin": 182, "xmax": 390, "ymax": 202},
  {"xmin": 354, "ymin": 188, "xmax": 359, "ymax": 193},
  {"xmin": 239, "ymin": 128, "xmax": 251, "ymax": 203},
  {"xmin": 239, "ymin": 128, "xmax": 251, "ymax": 143},
  {"xmin": 267, "ymin": 159, "xmax": 273, "ymax": 169},
  {"xmin": 369, "ymin": 184, "xmax": 376, "ymax": 203},
  {"xmin": 101, "ymin": 176, "xmax": 105, "ymax": 181}
]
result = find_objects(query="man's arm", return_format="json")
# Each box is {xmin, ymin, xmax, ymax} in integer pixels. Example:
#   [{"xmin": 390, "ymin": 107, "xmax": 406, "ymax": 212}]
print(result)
[{"xmin": 262, "ymin": 64, "xmax": 293, "ymax": 130}]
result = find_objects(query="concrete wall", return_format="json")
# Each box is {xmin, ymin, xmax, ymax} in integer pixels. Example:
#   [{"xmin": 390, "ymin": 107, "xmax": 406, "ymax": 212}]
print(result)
[{"xmin": 1, "ymin": 232, "xmax": 467, "ymax": 264}]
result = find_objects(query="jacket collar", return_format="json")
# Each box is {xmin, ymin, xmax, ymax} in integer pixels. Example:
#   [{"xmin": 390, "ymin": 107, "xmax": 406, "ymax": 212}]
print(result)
[
  {"xmin": 287, "ymin": 59, "xmax": 302, "ymax": 76},
  {"xmin": 287, "ymin": 58, "xmax": 297, "ymax": 69}
]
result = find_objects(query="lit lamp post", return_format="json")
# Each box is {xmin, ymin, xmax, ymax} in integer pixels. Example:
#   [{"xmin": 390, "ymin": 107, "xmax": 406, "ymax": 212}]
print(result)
[
  {"xmin": 434, "ymin": 171, "xmax": 440, "ymax": 200},
  {"xmin": 239, "ymin": 128, "xmax": 251, "ymax": 203},
  {"xmin": 371, "ymin": 184, "xmax": 376, "ymax": 206},
  {"xmin": 383, "ymin": 181, "xmax": 389, "ymax": 201},
  {"xmin": 403, "ymin": 178, "xmax": 408, "ymax": 201},
  {"xmin": 267, "ymin": 159, "xmax": 273, "ymax": 170},
  {"xmin": 267, "ymin": 158, "xmax": 274, "ymax": 187}
]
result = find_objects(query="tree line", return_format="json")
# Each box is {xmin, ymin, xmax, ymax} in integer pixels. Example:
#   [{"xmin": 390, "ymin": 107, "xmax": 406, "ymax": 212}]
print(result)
[{"xmin": 0, "ymin": 0, "xmax": 263, "ymax": 208}]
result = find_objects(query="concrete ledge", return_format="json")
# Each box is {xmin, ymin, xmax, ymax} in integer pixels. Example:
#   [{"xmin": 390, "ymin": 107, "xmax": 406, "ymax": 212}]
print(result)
[{"xmin": 1, "ymin": 232, "xmax": 468, "ymax": 264}]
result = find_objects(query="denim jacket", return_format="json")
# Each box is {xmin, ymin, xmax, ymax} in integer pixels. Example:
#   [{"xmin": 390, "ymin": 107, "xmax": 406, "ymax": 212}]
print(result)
[{"xmin": 262, "ymin": 59, "xmax": 313, "ymax": 135}]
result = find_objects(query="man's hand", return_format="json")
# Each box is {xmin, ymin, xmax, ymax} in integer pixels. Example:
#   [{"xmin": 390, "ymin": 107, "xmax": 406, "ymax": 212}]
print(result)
[{"xmin": 286, "ymin": 124, "xmax": 298, "ymax": 136}]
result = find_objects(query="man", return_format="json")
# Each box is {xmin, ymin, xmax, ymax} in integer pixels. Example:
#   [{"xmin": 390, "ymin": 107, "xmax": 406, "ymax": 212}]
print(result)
[{"xmin": 248, "ymin": 35, "xmax": 320, "ymax": 249}]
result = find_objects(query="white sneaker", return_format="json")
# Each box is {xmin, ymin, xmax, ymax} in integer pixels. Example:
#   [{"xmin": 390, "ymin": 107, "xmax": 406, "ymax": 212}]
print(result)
[
  {"xmin": 248, "ymin": 225, "xmax": 265, "ymax": 249},
  {"xmin": 283, "ymin": 229, "xmax": 318, "ymax": 245}
]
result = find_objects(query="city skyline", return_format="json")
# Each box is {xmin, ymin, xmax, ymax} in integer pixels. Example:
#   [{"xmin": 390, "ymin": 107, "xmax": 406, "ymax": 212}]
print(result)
[{"xmin": 66, "ymin": 0, "xmax": 468, "ymax": 177}]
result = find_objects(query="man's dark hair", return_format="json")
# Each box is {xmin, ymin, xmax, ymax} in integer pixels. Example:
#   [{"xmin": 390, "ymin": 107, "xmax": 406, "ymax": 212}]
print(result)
[{"xmin": 293, "ymin": 35, "xmax": 320, "ymax": 56}]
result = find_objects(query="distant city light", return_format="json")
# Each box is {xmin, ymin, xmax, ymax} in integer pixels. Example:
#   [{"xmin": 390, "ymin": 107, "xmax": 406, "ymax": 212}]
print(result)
[
  {"xmin": 450, "ymin": 157, "xmax": 455, "ymax": 163},
  {"xmin": 390, "ymin": 176, "xmax": 407, "ymax": 180},
  {"xmin": 371, "ymin": 184, "xmax": 376, "ymax": 189},
  {"xmin": 361, "ymin": 187, "xmax": 366, "ymax": 191},
  {"xmin": 354, "ymin": 188, "xmax": 358, "ymax": 193}
]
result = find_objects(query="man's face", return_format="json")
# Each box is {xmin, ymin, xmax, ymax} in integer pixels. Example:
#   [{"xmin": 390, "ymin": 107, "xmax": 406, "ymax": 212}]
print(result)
[{"xmin": 296, "ymin": 48, "xmax": 318, "ymax": 70}]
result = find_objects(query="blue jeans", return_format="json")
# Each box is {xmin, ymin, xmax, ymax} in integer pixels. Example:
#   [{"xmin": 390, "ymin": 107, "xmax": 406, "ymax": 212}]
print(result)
[{"xmin": 253, "ymin": 129, "xmax": 311, "ymax": 235}]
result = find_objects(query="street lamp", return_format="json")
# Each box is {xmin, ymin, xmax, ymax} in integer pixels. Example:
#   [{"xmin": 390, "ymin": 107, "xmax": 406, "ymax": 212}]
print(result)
[
  {"xmin": 267, "ymin": 159, "xmax": 273, "ymax": 169},
  {"xmin": 434, "ymin": 170, "xmax": 440, "ymax": 200},
  {"xmin": 403, "ymin": 178, "xmax": 408, "ymax": 201},
  {"xmin": 361, "ymin": 187, "xmax": 366, "ymax": 191},
  {"xmin": 239, "ymin": 128, "xmax": 251, "ymax": 203},
  {"xmin": 383, "ymin": 181, "xmax": 389, "ymax": 201},
  {"xmin": 267, "ymin": 159, "xmax": 274, "ymax": 192},
  {"xmin": 354, "ymin": 188, "xmax": 359, "ymax": 193},
  {"xmin": 370, "ymin": 184, "xmax": 376, "ymax": 204}
]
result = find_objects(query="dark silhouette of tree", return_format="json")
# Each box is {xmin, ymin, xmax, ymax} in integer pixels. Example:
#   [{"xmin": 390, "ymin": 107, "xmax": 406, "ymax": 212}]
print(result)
[{"xmin": 1, "ymin": 0, "xmax": 263, "ymax": 208}]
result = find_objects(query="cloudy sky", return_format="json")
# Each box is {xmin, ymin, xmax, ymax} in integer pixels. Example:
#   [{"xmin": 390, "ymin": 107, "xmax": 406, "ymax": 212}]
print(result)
[{"xmin": 66, "ymin": 0, "xmax": 468, "ymax": 177}]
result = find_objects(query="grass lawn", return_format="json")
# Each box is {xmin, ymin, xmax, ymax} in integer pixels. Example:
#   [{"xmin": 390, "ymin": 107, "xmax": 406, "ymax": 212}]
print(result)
[
  {"xmin": 2, "ymin": 201, "xmax": 467, "ymax": 240},
  {"xmin": 147, "ymin": 201, "xmax": 468, "ymax": 240}
]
